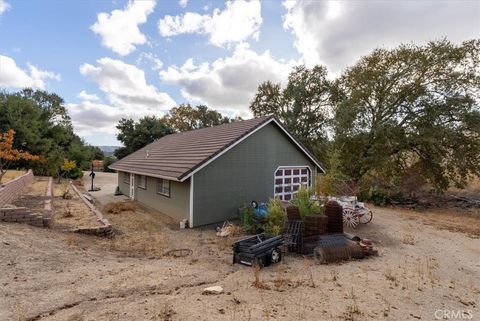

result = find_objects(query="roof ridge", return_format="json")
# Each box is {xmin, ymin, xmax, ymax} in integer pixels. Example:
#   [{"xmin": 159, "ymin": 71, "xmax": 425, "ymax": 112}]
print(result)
[{"xmin": 159, "ymin": 115, "xmax": 272, "ymax": 139}]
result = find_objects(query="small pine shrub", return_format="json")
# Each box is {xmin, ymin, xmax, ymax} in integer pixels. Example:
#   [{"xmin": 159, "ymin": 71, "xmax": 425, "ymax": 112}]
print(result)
[
  {"xmin": 265, "ymin": 198, "xmax": 286, "ymax": 236},
  {"xmin": 292, "ymin": 186, "xmax": 324, "ymax": 218}
]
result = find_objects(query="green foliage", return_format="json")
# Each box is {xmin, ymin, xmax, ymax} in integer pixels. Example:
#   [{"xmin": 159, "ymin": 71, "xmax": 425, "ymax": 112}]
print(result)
[
  {"xmin": 165, "ymin": 104, "xmax": 234, "ymax": 132},
  {"xmin": 114, "ymin": 116, "xmax": 173, "ymax": 159},
  {"xmin": 0, "ymin": 89, "xmax": 100, "ymax": 177},
  {"xmin": 291, "ymin": 187, "xmax": 324, "ymax": 218},
  {"xmin": 250, "ymin": 65, "xmax": 332, "ymax": 163},
  {"xmin": 69, "ymin": 167, "xmax": 83, "ymax": 179},
  {"xmin": 114, "ymin": 105, "xmax": 237, "ymax": 159},
  {"xmin": 103, "ymin": 156, "xmax": 116, "ymax": 172},
  {"xmin": 316, "ymin": 148, "xmax": 348, "ymax": 196},
  {"xmin": 240, "ymin": 205, "xmax": 265, "ymax": 234},
  {"xmin": 333, "ymin": 39, "xmax": 480, "ymax": 192},
  {"xmin": 264, "ymin": 198, "xmax": 287, "ymax": 236}
]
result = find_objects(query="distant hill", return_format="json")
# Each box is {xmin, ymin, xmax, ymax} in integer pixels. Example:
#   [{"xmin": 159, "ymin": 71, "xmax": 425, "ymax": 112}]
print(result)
[{"xmin": 97, "ymin": 146, "xmax": 121, "ymax": 157}]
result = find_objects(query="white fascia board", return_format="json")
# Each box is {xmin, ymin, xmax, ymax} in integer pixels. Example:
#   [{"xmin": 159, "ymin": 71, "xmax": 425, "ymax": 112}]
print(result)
[
  {"xmin": 271, "ymin": 118, "xmax": 326, "ymax": 173},
  {"xmin": 189, "ymin": 174, "xmax": 194, "ymax": 228}
]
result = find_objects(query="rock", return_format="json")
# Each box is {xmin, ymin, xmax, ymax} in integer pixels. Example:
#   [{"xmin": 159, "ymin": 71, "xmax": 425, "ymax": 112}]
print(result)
[{"xmin": 202, "ymin": 286, "xmax": 224, "ymax": 295}]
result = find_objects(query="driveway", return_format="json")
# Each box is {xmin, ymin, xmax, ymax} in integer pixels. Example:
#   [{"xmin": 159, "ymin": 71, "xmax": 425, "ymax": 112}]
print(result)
[{"xmin": 82, "ymin": 171, "xmax": 128, "ymax": 205}]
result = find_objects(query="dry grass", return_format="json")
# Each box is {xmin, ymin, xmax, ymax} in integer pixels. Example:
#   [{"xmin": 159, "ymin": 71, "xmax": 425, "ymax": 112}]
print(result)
[
  {"xmin": 384, "ymin": 266, "xmax": 398, "ymax": 286},
  {"xmin": 381, "ymin": 206, "xmax": 480, "ymax": 237},
  {"xmin": 12, "ymin": 300, "xmax": 26, "ymax": 321},
  {"xmin": 102, "ymin": 201, "xmax": 136, "ymax": 214},
  {"xmin": 252, "ymin": 264, "xmax": 270, "ymax": 290},
  {"xmin": 153, "ymin": 302, "xmax": 175, "ymax": 321},
  {"xmin": 402, "ymin": 233, "xmax": 416, "ymax": 245},
  {"xmin": 52, "ymin": 184, "xmax": 98, "ymax": 229},
  {"xmin": 1, "ymin": 170, "xmax": 27, "ymax": 184},
  {"xmin": 66, "ymin": 233, "xmax": 77, "ymax": 247}
]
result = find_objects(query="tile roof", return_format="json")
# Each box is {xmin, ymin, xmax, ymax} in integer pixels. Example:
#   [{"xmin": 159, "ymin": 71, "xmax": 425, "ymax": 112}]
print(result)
[{"xmin": 109, "ymin": 116, "xmax": 275, "ymax": 181}]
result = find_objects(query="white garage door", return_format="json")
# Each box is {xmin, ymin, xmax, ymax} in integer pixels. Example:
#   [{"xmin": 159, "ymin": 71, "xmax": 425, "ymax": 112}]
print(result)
[{"xmin": 274, "ymin": 166, "xmax": 311, "ymax": 201}]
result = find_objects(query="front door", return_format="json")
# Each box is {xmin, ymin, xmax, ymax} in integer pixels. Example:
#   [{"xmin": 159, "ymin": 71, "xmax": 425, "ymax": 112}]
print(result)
[{"xmin": 129, "ymin": 173, "xmax": 135, "ymax": 200}]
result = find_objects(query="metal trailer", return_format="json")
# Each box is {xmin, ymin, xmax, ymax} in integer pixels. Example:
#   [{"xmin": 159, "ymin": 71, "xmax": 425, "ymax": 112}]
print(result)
[{"xmin": 232, "ymin": 233, "xmax": 284, "ymax": 267}]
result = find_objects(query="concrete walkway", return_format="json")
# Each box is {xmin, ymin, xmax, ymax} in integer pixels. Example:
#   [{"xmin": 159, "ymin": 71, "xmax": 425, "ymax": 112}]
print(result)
[{"xmin": 82, "ymin": 171, "xmax": 128, "ymax": 205}]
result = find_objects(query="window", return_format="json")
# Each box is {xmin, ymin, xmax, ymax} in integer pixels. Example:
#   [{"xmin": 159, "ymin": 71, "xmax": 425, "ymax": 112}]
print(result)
[
  {"xmin": 274, "ymin": 166, "xmax": 311, "ymax": 201},
  {"xmin": 157, "ymin": 178, "xmax": 170, "ymax": 197},
  {"xmin": 123, "ymin": 172, "xmax": 129, "ymax": 184},
  {"xmin": 137, "ymin": 175, "xmax": 146, "ymax": 189}
]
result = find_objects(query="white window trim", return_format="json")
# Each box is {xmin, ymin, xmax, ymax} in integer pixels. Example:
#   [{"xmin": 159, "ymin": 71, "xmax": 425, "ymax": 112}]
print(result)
[
  {"xmin": 273, "ymin": 166, "xmax": 312, "ymax": 201},
  {"xmin": 137, "ymin": 175, "xmax": 147, "ymax": 189},
  {"xmin": 157, "ymin": 178, "xmax": 171, "ymax": 197}
]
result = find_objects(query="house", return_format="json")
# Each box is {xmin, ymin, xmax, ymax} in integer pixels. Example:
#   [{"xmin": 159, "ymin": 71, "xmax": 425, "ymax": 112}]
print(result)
[{"xmin": 109, "ymin": 116, "xmax": 324, "ymax": 227}]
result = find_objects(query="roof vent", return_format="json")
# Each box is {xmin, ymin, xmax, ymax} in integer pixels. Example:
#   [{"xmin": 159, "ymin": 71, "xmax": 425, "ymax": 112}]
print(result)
[{"xmin": 146, "ymin": 150, "xmax": 150, "ymax": 158}]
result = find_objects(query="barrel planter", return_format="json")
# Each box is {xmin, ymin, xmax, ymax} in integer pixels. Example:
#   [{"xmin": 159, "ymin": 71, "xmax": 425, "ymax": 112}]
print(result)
[
  {"xmin": 303, "ymin": 214, "xmax": 328, "ymax": 236},
  {"xmin": 325, "ymin": 201, "xmax": 343, "ymax": 233}
]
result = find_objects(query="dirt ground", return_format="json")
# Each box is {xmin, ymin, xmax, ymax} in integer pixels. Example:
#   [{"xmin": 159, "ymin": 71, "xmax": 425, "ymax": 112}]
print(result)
[{"xmin": 0, "ymin": 175, "xmax": 479, "ymax": 321}]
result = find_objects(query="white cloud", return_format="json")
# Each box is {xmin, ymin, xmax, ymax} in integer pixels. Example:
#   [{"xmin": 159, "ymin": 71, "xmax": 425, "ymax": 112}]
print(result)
[
  {"xmin": 160, "ymin": 43, "xmax": 295, "ymax": 111},
  {"xmin": 136, "ymin": 52, "xmax": 163, "ymax": 71},
  {"xmin": 70, "ymin": 57, "xmax": 175, "ymax": 137},
  {"xmin": 77, "ymin": 90, "xmax": 100, "ymax": 102},
  {"xmin": 0, "ymin": 55, "xmax": 60, "ymax": 89},
  {"xmin": 80, "ymin": 57, "xmax": 176, "ymax": 113},
  {"xmin": 91, "ymin": 0, "xmax": 156, "ymax": 56},
  {"xmin": 283, "ymin": 0, "xmax": 480, "ymax": 74},
  {"xmin": 179, "ymin": 0, "xmax": 188, "ymax": 8},
  {"xmin": 158, "ymin": 0, "xmax": 262, "ymax": 47},
  {"xmin": 67, "ymin": 101, "xmax": 122, "ymax": 135},
  {"xmin": 0, "ymin": 0, "xmax": 10, "ymax": 15}
]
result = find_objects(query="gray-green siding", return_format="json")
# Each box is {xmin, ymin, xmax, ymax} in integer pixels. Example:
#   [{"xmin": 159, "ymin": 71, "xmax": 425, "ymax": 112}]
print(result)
[
  {"xmin": 117, "ymin": 172, "xmax": 190, "ymax": 221},
  {"xmin": 192, "ymin": 123, "xmax": 317, "ymax": 227}
]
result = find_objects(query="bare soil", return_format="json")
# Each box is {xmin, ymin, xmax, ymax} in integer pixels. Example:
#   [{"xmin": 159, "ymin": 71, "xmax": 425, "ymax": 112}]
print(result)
[
  {"xmin": 52, "ymin": 182, "xmax": 100, "ymax": 230},
  {"xmin": 1, "ymin": 200, "xmax": 479, "ymax": 321}
]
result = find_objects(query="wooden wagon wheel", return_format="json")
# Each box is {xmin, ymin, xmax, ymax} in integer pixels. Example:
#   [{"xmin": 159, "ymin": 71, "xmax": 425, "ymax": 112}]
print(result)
[
  {"xmin": 358, "ymin": 208, "xmax": 373, "ymax": 224},
  {"xmin": 342, "ymin": 207, "xmax": 359, "ymax": 228}
]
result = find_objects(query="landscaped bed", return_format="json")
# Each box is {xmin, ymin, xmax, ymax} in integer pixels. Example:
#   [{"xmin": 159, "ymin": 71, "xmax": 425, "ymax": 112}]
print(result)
[
  {"xmin": 52, "ymin": 182, "xmax": 100, "ymax": 230},
  {"xmin": 12, "ymin": 177, "xmax": 48, "ymax": 213}
]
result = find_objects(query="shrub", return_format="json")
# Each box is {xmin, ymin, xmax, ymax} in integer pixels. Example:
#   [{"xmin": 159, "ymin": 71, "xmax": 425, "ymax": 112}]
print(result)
[
  {"xmin": 67, "ymin": 167, "xmax": 84, "ymax": 179},
  {"xmin": 103, "ymin": 156, "xmax": 116, "ymax": 173},
  {"xmin": 292, "ymin": 186, "xmax": 324, "ymax": 218},
  {"xmin": 240, "ymin": 205, "xmax": 265, "ymax": 234},
  {"xmin": 265, "ymin": 198, "xmax": 286, "ymax": 235}
]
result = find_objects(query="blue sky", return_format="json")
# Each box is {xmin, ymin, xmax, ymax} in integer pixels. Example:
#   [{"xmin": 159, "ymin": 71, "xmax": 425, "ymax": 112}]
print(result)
[{"xmin": 0, "ymin": 0, "xmax": 479, "ymax": 146}]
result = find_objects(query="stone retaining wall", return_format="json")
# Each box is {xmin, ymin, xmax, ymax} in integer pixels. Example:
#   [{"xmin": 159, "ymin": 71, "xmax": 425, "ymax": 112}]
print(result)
[
  {"xmin": 70, "ymin": 183, "xmax": 115, "ymax": 238},
  {"xmin": 0, "ymin": 207, "xmax": 51, "ymax": 227},
  {"xmin": 0, "ymin": 171, "xmax": 34, "ymax": 207}
]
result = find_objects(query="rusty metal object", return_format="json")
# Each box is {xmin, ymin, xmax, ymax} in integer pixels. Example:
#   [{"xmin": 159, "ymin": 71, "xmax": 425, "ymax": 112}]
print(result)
[
  {"xmin": 325, "ymin": 201, "xmax": 343, "ymax": 233},
  {"xmin": 304, "ymin": 215, "xmax": 328, "ymax": 236},
  {"xmin": 284, "ymin": 220, "xmax": 304, "ymax": 254},
  {"xmin": 286, "ymin": 206, "xmax": 301, "ymax": 221},
  {"xmin": 312, "ymin": 234, "xmax": 364, "ymax": 263}
]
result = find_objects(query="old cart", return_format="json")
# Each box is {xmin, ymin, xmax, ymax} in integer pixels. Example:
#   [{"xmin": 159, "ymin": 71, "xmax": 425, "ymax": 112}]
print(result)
[{"xmin": 232, "ymin": 233, "xmax": 284, "ymax": 267}]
